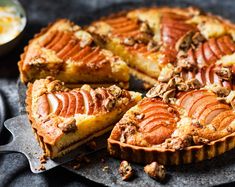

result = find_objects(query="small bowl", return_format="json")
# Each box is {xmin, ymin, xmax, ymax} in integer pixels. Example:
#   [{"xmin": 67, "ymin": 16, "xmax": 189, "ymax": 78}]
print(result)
[{"xmin": 0, "ymin": 0, "xmax": 27, "ymax": 56}]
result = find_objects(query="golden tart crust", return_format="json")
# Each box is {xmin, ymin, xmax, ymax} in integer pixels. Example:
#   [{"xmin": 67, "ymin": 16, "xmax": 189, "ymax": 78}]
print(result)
[
  {"xmin": 26, "ymin": 77, "xmax": 141, "ymax": 158},
  {"xmin": 18, "ymin": 19, "xmax": 129, "ymax": 87}
]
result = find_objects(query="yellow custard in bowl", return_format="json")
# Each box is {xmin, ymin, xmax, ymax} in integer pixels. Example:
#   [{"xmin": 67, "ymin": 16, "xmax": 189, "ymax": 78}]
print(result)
[{"xmin": 0, "ymin": 6, "xmax": 26, "ymax": 45}]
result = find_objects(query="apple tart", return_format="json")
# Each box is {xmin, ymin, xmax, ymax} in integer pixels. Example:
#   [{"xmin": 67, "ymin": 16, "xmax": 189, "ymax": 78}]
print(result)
[
  {"xmin": 108, "ymin": 80, "xmax": 235, "ymax": 164},
  {"xmin": 88, "ymin": 7, "xmax": 235, "ymax": 86},
  {"xmin": 26, "ymin": 77, "xmax": 141, "ymax": 158},
  {"xmin": 18, "ymin": 19, "xmax": 130, "ymax": 88}
]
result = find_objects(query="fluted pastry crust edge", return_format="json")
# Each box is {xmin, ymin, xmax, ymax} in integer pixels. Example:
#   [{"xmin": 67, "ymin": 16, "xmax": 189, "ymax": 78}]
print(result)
[{"xmin": 108, "ymin": 132, "xmax": 235, "ymax": 165}]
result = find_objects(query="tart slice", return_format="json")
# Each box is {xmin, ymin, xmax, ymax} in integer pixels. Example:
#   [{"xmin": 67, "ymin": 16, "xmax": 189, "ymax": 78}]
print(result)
[
  {"xmin": 108, "ymin": 87, "xmax": 235, "ymax": 165},
  {"xmin": 18, "ymin": 19, "xmax": 129, "ymax": 88},
  {"xmin": 26, "ymin": 77, "xmax": 141, "ymax": 158},
  {"xmin": 88, "ymin": 7, "xmax": 235, "ymax": 86}
]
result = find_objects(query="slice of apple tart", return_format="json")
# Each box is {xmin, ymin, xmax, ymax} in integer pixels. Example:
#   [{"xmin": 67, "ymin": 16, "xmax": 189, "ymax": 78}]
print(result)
[
  {"xmin": 108, "ymin": 80, "xmax": 235, "ymax": 165},
  {"xmin": 26, "ymin": 77, "xmax": 141, "ymax": 158},
  {"xmin": 18, "ymin": 19, "xmax": 130, "ymax": 88},
  {"xmin": 88, "ymin": 7, "xmax": 235, "ymax": 87}
]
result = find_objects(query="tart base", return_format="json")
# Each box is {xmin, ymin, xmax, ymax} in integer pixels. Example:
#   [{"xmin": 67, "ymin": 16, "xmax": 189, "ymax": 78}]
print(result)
[{"xmin": 108, "ymin": 133, "xmax": 235, "ymax": 165}]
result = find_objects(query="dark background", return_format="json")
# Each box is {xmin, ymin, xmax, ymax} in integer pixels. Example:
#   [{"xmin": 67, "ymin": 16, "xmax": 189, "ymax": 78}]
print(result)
[{"xmin": 0, "ymin": 0, "xmax": 235, "ymax": 186}]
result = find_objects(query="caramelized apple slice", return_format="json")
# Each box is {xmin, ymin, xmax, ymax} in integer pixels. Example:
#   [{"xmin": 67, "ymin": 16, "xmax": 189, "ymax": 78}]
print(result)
[
  {"xmin": 47, "ymin": 93, "xmax": 62, "ymax": 115},
  {"xmin": 188, "ymin": 94, "xmax": 218, "ymax": 117},
  {"xmin": 65, "ymin": 92, "xmax": 76, "ymax": 117},
  {"xmin": 55, "ymin": 93, "xmax": 69, "ymax": 117},
  {"xmin": 178, "ymin": 90, "xmax": 214, "ymax": 112},
  {"xmin": 210, "ymin": 110, "xmax": 234, "ymax": 127},
  {"xmin": 199, "ymin": 103, "xmax": 230, "ymax": 125},
  {"xmin": 139, "ymin": 116, "xmax": 175, "ymax": 133},
  {"xmin": 37, "ymin": 94, "xmax": 50, "ymax": 117},
  {"xmin": 80, "ymin": 89, "xmax": 94, "ymax": 115},
  {"xmin": 144, "ymin": 126, "xmax": 174, "ymax": 145}
]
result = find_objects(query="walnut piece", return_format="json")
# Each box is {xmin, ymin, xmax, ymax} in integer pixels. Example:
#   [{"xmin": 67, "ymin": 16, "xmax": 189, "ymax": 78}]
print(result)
[
  {"xmin": 144, "ymin": 162, "xmax": 166, "ymax": 181},
  {"xmin": 215, "ymin": 67, "xmax": 232, "ymax": 81},
  {"xmin": 119, "ymin": 161, "xmax": 134, "ymax": 181},
  {"xmin": 58, "ymin": 118, "xmax": 77, "ymax": 133},
  {"xmin": 123, "ymin": 37, "xmax": 135, "ymax": 46}
]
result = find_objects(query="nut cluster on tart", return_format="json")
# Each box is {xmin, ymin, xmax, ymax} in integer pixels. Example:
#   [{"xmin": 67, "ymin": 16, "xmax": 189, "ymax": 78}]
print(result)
[{"xmin": 19, "ymin": 6, "xmax": 235, "ymax": 167}]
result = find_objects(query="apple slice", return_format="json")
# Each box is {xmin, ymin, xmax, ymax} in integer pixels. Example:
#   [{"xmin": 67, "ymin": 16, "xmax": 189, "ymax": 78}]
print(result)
[
  {"xmin": 219, "ymin": 115, "xmax": 235, "ymax": 130},
  {"xmin": 178, "ymin": 90, "xmax": 213, "ymax": 112},
  {"xmin": 143, "ymin": 107, "xmax": 175, "ymax": 118},
  {"xmin": 55, "ymin": 93, "xmax": 69, "ymax": 117},
  {"xmin": 217, "ymin": 36, "xmax": 232, "ymax": 55},
  {"xmin": 47, "ymin": 93, "xmax": 62, "ymax": 115},
  {"xmin": 51, "ymin": 32, "xmax": 72, "ymax": 52},
  {"xmin": 199, "ymin": 103, "xmax": 230, "ymax": 125},
  {"xmin": 139, "ymin": 116, "xmax": 175, "ymax": 133},
  {"xmin": 203, "ymin": 42, "xmax": 217, "ymax": 63},
  {"xmin": 80, "ymin": 89, "xmax": 94, "ymax": 115},
  {"xmin": 208, "ymin": 38, "xmax": 223, "ymax": 58},
  {"xmin": 65, "ymin": 92, "xmax": 76, "ymax": 117},
  {"xmin": 37, "ymin": 94, "xmax": 50, "ymax": 117},
  {"xmin": 57, "ymin": 39, "xmax": 78, "ymax": 59},
  {"xmin": 223, "ymin": 35, "xmax": 235, "ymax": 52},
  {"xmin": 205, "ymin": 64, "xmax": 215, "ymax": 85},
  {"xmin": 71, "ymin": 91, "xmax": 84, "ymax": 114},
  {"xmin": 195, "ymin": 44, "xmax": 207, "ymax": 67},
  {"xmin": 144, "ymin": 126, "xmax": 174, "ymax": 145},
  {"xmin": 188, "ymin": 94, "xmax": 218, "ymax": 117},
  {"xmin": 211, "ymin": 110, "xmax": 235, "ymax": 129}
]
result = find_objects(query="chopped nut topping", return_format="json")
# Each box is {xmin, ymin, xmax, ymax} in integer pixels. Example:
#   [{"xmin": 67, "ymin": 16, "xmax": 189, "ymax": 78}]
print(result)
[
  {"xmin": 58, "ymin": 118, "xmax": 77, "ymax": 133},
  {"xmin": 175, "ymin": 31, "xmax": 205, "ymax": 52},
  {"xmin": 226, "ymin": 126, "xmax": 233, "ymax": 133},
  {"xmin": 215, "ymin": 67, "xmax": 232, "ymax": 81},
  {"xmin": 192, "ymin": 120, "xmax": 203, "ymax": 128},
  {"xmin": 123, "ymin": 37, "xmax": 135, "ymax": 46},
  {"xmin": 162, "ymin": 89, "xmax": 176, "ymax": 103},
  {"xmin": 108, "ymin": 85, "xmax": 122, "ymax": 98},
  {"xmin": 186, "ymin": 78, "xmax": 202, "ymax": 90},
  {"xmin": 120, "ymin": 123, "xmax": 137, "ymax": 143},
  {"xmin": 134, "ymin": 113, "xmax": 145, "ymax": 120},
  {"xmin": 144, "ymin": 162, "xmax": 166, "ymax": 181},
  {"xmin": 119, "ymin": 161, "xmax": 134, "ymax": 181},
  {"xmin": 175, "ymin": 31, "xmax": 194, "ymax": 51},
  {"xmin": 147, "ymin": 40, "xmax": 161, "ymax": 52},
  {"xmin": 139, "ymin": 22, "xmax": 152, "ymax": 34},
  {"xmin": 104, "ymin": 97, "xmax": 116, "ymax": 111},
  {"xmin": 161, "ymin": 135, "xmax": 193, "ymax": 150},
  {"xmin": 193, "ymin": 136, "xmax": 209, "ymax": 144},
  {"xmin": 207, "ymin": 84, "xmax": 230, "ymax": 97},
  {"xmin": 135, "ymin": 32, "xmax": 152, "ymax": 44},
  {"xmin": 191, "ymin": 32, "xmax": 205, "ymax": 47}
]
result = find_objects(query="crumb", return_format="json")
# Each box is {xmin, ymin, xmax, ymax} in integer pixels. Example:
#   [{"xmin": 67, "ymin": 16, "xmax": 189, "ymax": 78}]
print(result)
[
  {"xmin": 86, "ymin": 140, "xmax": 97, "ymax": 150},
  {"xmin": 37, "ymin": 164, "xmax": 46, "ymax": 171},
  {"xmin": 144, "ymin": 162, "xmax": 166, "ymax": 181},
  {"xmin": 39, "ymin": 154, "xmax": 47, "ymax": 164},
  {"xmin": 102, "ymin": 165, "xmax": 109, "ymax": 172},
  {"xmin": 119, "ymin": 161, "xmax": 134, "ymax": 181},
  {"xmin": 73, "ymin": 163, "xmax": 81, "ymax": 170}
]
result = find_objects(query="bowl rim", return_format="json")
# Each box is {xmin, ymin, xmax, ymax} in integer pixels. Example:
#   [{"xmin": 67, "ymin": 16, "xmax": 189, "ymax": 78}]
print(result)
[{"xmin": 0, "ymin": 0, "xmax": 27, "ymax": 47}]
